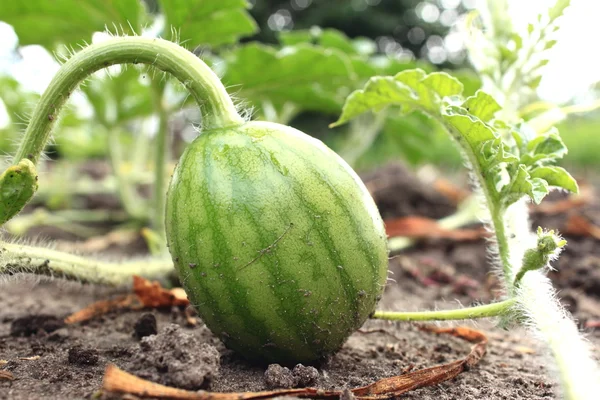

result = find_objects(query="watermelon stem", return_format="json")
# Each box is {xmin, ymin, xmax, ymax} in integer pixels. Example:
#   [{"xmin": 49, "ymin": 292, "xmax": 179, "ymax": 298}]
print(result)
[
  {"xmin": 1, "ymin": 37, "xmax": 245, "ymax": 231},
  {"xmin": 0, "ymin": 239, "xmax": 173, "ymax": 286},
  {"xmin": 372, "ymin": 298, "xmax": 517, "ymax": 321},
  {"xmin": 13, "ymin": 36, "xmax": 243, "ymax": 167}
]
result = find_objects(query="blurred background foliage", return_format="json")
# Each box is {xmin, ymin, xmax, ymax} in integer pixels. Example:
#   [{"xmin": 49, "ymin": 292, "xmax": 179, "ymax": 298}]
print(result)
[
  {"xmin": 0, "ymin": 0, "xmax": 598, "ymax": 237},
  {"xmin": 0, "ymin": 0, "xmax": 479, "ymax": 170}
]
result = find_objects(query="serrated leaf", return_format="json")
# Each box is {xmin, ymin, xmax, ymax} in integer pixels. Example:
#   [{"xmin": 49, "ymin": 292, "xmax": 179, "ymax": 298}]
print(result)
[
  {"xmin": 528, "ymin": 132, "xmax": 568, "ymax": 158},
  {"xmin": 480, "ymin": 138, "xmax": 519, "ymax": 169},
  {"xmin": 159, "ymin": 0, "xmax": 257, "ymax": 47},
  {"xmin": 332, "ymin": 77, "xmax": 413, "ymax": 125},
  {"xmin": 530, "ymin": 166, "xmax": 578, "ymax": 193},
  {"xmin": 220, "ymin": 43, "xmax": 355, "ymax": 114},
  {"xmin": 422, "ymin": 72, "xmax": 464, "ymax": 98},
  {"xmin": 503, "ymin": 165, "xmax": 549, "ymax": 205},
  {"xmin": 462, "ymin": 91, "xmax": 501, "ymax": 122},
  {"xmin": 0, "ymin": 0, "xmax": 143, "ymax": 49},
  {"xmin": 442, "ymin": 108, "xmax": 497, "ymax": 151},
  {"xmin": 332, "ymin": 69, "xmax": 463, "ymax": 126}
]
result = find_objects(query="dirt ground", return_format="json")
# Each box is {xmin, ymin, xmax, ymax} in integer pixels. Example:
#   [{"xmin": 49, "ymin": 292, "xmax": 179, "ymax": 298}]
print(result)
[{"xmin": 1, "ymin": 162, "xmax": 599, "ymax": 400}]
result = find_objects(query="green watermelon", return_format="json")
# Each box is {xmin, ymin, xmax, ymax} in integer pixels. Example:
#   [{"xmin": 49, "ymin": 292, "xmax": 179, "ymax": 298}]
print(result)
[{"xmin": 166, "ymin": 121, "xmax": 388, "ymax": 364}]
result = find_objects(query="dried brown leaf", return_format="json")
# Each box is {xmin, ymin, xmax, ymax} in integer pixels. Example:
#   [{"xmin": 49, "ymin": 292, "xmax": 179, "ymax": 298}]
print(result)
[
  {"xmin": 564, "ymin": 214, "xmax": 600, "ymax": 240},
  {"xmin": 385, "ymin": 216, "xmax": 485, "ymax": 241},
  {"xmin": 64, "ymin": 294, "xmax": 139, "ymax": 324},
  {"xmin": 65, "ymin": 277, "xmax": 190, "ymax": 324},
  {"xmin": 433, "ymin": 178, "xmax": 470, "ymax": 205},
  {"xmin": 133, "ymin": 276, "xmax": 190, "ymax": 308},
  {"xmin": 0, "ymin": 370, "xmax": 15, "ymax": 381}
]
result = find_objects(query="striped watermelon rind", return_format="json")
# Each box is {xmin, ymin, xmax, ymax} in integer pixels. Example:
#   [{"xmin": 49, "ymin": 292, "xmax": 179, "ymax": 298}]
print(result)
[{"xmin": 166, "ymin": 121, "xmax": 388, "ymax": 363}]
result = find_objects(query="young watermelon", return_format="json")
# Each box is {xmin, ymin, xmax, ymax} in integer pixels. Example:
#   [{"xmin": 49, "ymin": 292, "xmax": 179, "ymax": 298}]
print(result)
[{"xmin": 166, "ymin": 121, "xmax": 389, "ymax": 364}]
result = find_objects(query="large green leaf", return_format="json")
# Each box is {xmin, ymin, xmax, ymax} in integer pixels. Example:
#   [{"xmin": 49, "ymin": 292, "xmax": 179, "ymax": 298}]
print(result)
[
  {"xmin": 159, "ymin": 0, "xmax": 257, "ymax": 47},
  {"xmin": 332, "ymin": 69, "xmax": 462, "ymax": 126},
  {"xmin": 0, "ymin": 0, "xmax": 143, "ymax": 49},
  {"xmin": 219, "ymin": 43, "xmax": 357, "ymax": 114}
]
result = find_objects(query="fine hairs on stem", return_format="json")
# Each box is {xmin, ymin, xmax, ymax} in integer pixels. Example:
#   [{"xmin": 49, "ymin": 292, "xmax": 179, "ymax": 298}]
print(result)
[
  {"xmin": 517, "ymin": 271, "xmax": 600, "ymax": 399},
  {"xmin": 0, "ymin": 239, "xmax": 173, "ymax": 286}
]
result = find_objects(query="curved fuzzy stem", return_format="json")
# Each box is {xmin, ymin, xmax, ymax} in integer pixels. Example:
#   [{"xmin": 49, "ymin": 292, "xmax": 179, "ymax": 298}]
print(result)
[
  {"xmin": 0, "ymin": 241, "xmax": 173, "ymax": 286},
  {"xmin": 373, "ymin": 298, "xmax": 516, "ymax": 321},
  {"xmin": 518, "ymin": 271, "xmax": 600, "ymax": 400},
  {"xmin": 13, "ymin": 36, "xmax": 244, "ymax": 166}
]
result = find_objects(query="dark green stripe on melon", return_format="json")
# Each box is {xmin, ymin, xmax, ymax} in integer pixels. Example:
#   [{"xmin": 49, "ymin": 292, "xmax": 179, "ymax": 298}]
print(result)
[{"xmin": 166, "ymin": 121, "xmax": 388, "ymax": 364}]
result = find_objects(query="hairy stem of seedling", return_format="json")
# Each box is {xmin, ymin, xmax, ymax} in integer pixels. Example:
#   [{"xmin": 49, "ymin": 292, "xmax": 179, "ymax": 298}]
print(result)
[
  {"xmin": 0, "ymin": 240, "xmax": 173, "ymax": 286},
  {"xmin": 13, "ymin": 36, "xmax": 243, "ymax": 166},
  {"xmin": 518, "ymin": 271, "xmax": 600, "ymax": 400},
  {"xmin": 373, "ymin": 298, "xmax": 517, "ymax": 321}
]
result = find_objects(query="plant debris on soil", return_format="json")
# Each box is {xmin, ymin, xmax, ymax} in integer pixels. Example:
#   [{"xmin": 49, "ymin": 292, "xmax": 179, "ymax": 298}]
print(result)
[{"xmin": 1, "ymin": 161, "xmax": 599, "ymax": 400}]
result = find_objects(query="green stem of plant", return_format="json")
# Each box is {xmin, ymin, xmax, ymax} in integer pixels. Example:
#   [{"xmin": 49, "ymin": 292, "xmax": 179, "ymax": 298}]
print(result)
[
  {"xmin": 151, "ymin": 79, "xmax": 169, "ymax": 240},
  {"xmin": 0, "ymin": 241, "xmax": 173, "ymax": 286},
  {"xmin": 490, "ymin": 207, "xmax": 514, "ymax": 289},
  {"xmin": 13, "ymin": 36, "xmax": 244, "ymax": 166},
  {"xmin": 440, "ymin": 119, "xmax": 515, "ymax": 289},
  {"xmin": 373, "ymin": 298, "xmax": 517, "ymax": 321}
]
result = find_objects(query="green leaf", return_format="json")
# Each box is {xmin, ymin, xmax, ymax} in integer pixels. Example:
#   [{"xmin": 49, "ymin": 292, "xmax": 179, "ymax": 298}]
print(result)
[
  {"xmin": 159, "ymin": 0, "xmax": 257, "ymax": 47},
  {"xmin": 280, "ymin": 28, "xmax": 376, "ymax": 56},
  {"xmin": 332, "ymin": 69, "xmax": 462, "ymax": 126},
  {"xmin": 548, "ymin": 0, "xmax": 570, "ymax": 22},
  {"xmin": 479, "ymin": 138, "xmax": 519, "ymax": 169},
  {"xmin": 461, "ymin": 91, "xmax": 501, "ymax": 122},
  {"xmin": 528, "ymin": 132, "xmax": 568, "ymax": 159},
  {"xmin": 529, "ymin": 166, "xmax": 578, "ymax": 193},
  {"xmin": 544, "ymin": 40, "xmax": 558, "ymax": 50},
  {"xmin": 334, "ymin": 67, "xmax": 576, "ymax": 208},
  {"xmin": 502, "ymin": 165, "xmax": 549, "ymax": 205},
  {"xmin": 422, "ymin": 72, "xmax": 464, "ymax": 98},
  {"xmin": 220, "ymin": 43, "xmax": 356, "ymax": 114},
  {"xmin": 527, "ymin": 75, "xmax": 543, "ymax": 89},
  {"xmin": 279, "ymin": 30, "xmax": 315, "ymax": 47},
  {"xmin": 443, "ymin": 108, "xmax": 496, "ymax": 147},
  {"xmin": 0, "ymin": 0, "xmax": 143, "ymax": 49}
]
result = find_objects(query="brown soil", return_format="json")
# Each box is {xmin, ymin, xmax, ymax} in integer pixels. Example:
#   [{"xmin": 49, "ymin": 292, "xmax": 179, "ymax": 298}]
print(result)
[{"xmin": 1, "ymin": 162, "xmax": 599, "ymax": 400}]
